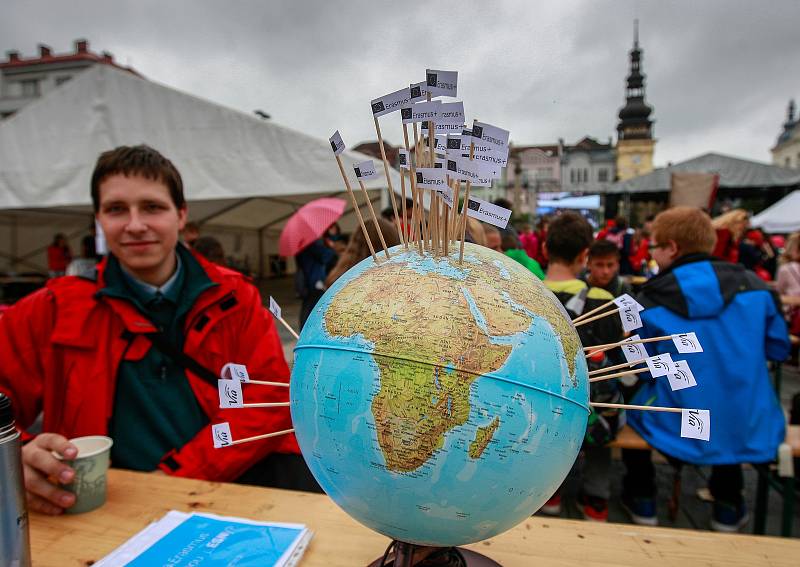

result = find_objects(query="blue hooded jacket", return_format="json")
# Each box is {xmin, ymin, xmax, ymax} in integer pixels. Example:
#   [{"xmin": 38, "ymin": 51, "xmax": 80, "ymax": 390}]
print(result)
[{"xmin": 628, "ymin": 254, "xmax": 790, "ymax": 464}]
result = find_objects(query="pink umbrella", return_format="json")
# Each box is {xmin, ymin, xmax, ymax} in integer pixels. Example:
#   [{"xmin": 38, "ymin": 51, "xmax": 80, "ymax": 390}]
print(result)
[{"xmin": 279, "ymin": 198, "xmax": 347, "ymax": 257}]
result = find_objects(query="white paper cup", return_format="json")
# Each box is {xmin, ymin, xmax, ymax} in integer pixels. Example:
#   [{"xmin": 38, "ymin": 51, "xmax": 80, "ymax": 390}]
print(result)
[{"xmin": 61, "ymin": 435, "xmax": 113, "ymax": 514}]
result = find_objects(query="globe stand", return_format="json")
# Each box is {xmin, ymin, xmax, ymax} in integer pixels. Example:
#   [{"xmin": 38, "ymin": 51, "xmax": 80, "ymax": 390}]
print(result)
[{"xmin": 368, "ymin": 540, "xmax": 502, "ymax": 567}]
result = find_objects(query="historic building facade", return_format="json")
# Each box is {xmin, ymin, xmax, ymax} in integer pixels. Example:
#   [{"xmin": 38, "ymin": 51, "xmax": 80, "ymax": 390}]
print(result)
[
  {"xmin": 560, "ymin": 136, "xmax": 616, "ymax": 194},
  {"xmin": 772, "ymin": 100, "xmax": 800, "ymax": 169},
  {"xmin": 615, "ymin": 22, "xmax": 656, "ymax": 181}
]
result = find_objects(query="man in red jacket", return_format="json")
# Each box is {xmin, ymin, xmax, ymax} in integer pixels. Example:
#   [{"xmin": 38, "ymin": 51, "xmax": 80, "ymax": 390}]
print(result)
[{"xmin": 0, "ymin": 145, "xmax": 313, "ymax": 516}]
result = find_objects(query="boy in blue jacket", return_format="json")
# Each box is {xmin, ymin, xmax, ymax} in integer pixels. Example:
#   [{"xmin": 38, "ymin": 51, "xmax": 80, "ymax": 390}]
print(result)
[{"xmin": 623, "ymin": 207, "xmax": 790, "ymax": 531}]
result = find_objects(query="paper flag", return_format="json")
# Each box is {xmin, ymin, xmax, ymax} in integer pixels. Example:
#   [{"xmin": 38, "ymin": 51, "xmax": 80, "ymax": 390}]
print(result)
[
  {"xmin": 371, "ymin": 87, "xmax": 412, "ymax": 118},
  {"xmin": 621, "ymin": 334, "xmax": 648, "ymax": 363},
  {"xmin": 681, "ymin": 409, "xmax": 711, "ymax": 441},
  {"xmin": 220, "ymin": 363, "xmax": 250, "ymax": 383},
  {"xmin": 464, "ymin": 196, "xmax": 511, "ymax": 229},
  {"xmin": 415, "ymin": 168, "xmax": 448, "ymax": 190},
  {"xmin": 398, "ymin": 149, "xmax": 410, "ymax": 170},
  {"xmin": 212, "ymin": 422, "xmax": 233, "ymax": 448},
  {"xmin": 218, "ymin": 379, "xmax": 244, "ymax": 408},
  {"xmin": 268, "ymin": 296, "xmax": 281, "ymax": 320},
  {"xmin": 354, "ymin": 160, "xmax": 380, "ymax": 181},
  {"xmin": 409, "ymin": 81, "xmax": 430, "ymax": 103},
  {"xmin": 472, "ymin": 120, "xmax": 509, "ymax": 153},
  {"xmin": 667, "ymin": 360, "xmax": 697, "ymax": 391},
  {"xmin": 401, "ymin": 100, "xmax": 441, "ymax": 124},
  {"xmin": 645, "ymin": 353, "xmax": 674, "ymax": 377},
  {"xmin": 672, "ymin": 332, "xmax": 703, "ymax": 353},
  {"xmin": 426, "ymin": 69, "xmax": 458, "ymax": 98},
  {"xmin": 613, "ymin": 293, "xmax": 645, "ymax": 312},
  {"xmin": 619, "ymin": 304, "xmax": 643, "ymax": 332},
  {"xmin": 329, "ymin": 131, "xmax": 345, "ymax": 155}
]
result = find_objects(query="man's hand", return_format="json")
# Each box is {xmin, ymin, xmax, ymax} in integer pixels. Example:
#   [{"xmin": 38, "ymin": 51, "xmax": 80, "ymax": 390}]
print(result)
[{"xmin": 21, "ymin": 433, "xmax": 78, "ymax": 515}]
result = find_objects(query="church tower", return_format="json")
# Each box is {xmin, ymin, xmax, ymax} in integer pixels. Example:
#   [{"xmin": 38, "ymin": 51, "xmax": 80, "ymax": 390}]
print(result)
[{"xmin": 615, "ymin": 20, "xmax": 656, "ymax": 181}]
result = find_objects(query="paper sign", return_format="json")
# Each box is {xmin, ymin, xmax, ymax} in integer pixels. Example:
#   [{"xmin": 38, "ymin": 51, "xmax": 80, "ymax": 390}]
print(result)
[
  {"xmin": 667, "ymin": 360, "xmax": 697, "ymax": 391},
  {"xmin": 619, "ymin": 304, "xmax": 643, "ymax": 332},
  {"xmin": 211, "ymin": 422, "xmax": 233, "ymax": 448},
  {"xmin": 472, "ymin": 147, "xmax": 509, "ymax": 168},
  {"xmin": 398, "ymin": 149, "xmax": 410, "ymax": 170},
  {"xmin": 268, "ymin": 296, "xmax": 281, "ymax": 320},
  {"xmin": 681, "ymin": 409, "xmax": 711, "ymax": 441},
  {"xmin": 446, "ymin": 157, "xmax": 493, "ymax": 187},
  {"xmin": 371, "ymin": 87, "xmax": 412, "ymax": 118},
  {"xmin": 401, "ymin": 101, "xmax": 441, "ymax": 124},
  {"xmin": 329, "ymin": 130, "xmax": 345, "ymax": 155},
  {"xmin": 422, "ymin": 101, "xmax": 464, "ymax": 134},
  {"xmin": 433, "ymin": 157, "xmax": 446, "ymax": 169},
  {"xmin": 672, "ymin": 332, "xmax": 703, "ymax": 353},
  {"xmin": 218, "ymin": 379, "xmax": 243, "ymax": 408},
  {"xmin": 354, "ymin": 160, "xmax": 379, "ymax": 181},
  {"xmin": 409, "ymin": 81, "xmax": 430, "ymax": 103},
  {"xmin": 464, "ymin": 196, "xmax": 511, "ymax": 228},
  {"xmin": 613, "ymin": 293, "xmax": 644, "ymax": 312},
  {"xmin": 437, "ymin": 185, "xmax": 454, "ymax": 208},
  {"xmin": 645, "ymin": 354, "xmax": 674, "ymax": 377},
  {"xmin": 434, "ymin": 135, "xmax": 447, "ymax": 154},
  {"xmin": 220, "ymin": 363, "xmax": 250, "ymax": 383},
  {"xmin": 426, "ymin": 69, "xmax": 458, "ymax": 98},
  {"xmin": 621, "ymin": 334, "xmax": 648, "ymax": 363},
  {"xmin": 472, "ymin": 120, "xmax": 510, "ymax": 153},
  {"xmin": 446, "ymin": 134, "xmax": 464, "ymax": 157},
  {"xmin": 415, "ymin": 168, "xmax": 447, "ymax": 190}
]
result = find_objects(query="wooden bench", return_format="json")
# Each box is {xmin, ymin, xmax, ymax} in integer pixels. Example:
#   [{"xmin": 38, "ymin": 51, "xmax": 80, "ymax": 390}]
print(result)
[{"xmin": 608, "ymin": 424, "xmax": 800, "ymax": 536}]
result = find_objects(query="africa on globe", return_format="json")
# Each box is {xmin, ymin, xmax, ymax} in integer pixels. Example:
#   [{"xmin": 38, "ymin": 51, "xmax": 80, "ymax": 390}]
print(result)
[{"xmin": 290, "ymin": 243, "xmax": 590, "ymax": 547}]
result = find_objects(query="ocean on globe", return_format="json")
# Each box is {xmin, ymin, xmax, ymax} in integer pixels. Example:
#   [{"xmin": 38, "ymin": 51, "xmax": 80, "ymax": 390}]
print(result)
[{"xmin": 290, "ymin": 242, "xmax": 589, "ymax": 547}]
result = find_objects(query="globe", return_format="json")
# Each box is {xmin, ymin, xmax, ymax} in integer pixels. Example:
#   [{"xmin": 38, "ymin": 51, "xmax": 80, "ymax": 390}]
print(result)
[{"xmin": 290, "ymin": 242, "xmax": 589, "ymax": 547}]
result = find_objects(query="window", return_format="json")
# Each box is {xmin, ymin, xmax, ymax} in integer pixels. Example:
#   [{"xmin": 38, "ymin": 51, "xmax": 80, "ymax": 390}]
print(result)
[
  {"xmin": 598, "ymin": 168, "xmax": 609, "ymax": 182},
  {"xmin": 55, "ymin": 76, "xmax": 72, "ymax": 86},
  {"xmin": 570, "ymin": 170, "xmax": 575, "ymax": 183},
  {"xmin": 20, "ymin": 79, "xmax": 40, "ymax": 97},
  {"xmin": 583, "ymin": 169, "xmax": 588, "ymax": 183}
]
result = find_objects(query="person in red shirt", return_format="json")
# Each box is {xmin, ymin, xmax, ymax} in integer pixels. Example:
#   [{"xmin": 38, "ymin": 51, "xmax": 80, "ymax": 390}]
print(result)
[
  {"xmin": 0, "ymin": 145, "xmax": 314, "ymax": 516},
  {"xmin": 46, "ymin": 233, "xmax": 72, "ymax": 277}
]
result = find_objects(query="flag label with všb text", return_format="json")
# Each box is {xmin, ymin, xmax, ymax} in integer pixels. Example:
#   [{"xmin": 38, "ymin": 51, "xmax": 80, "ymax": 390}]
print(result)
[
  {"xmin": 415, "ymin": 168, "xmax": 447, "ymax": 190},
  {"xmin": 672, "ymin": 332, "xmax": 703, "ymax": 353},
  {"xmin": 426, "ymin": 69, "xmax": 458, "ymax": 98},
  {"xmin": 613, "ymin": 293, "xmax": 644, "ymax": 312},
  {"xmin": 354, "ymin": 160, "xmax": 380, "ymax": 181},
  {"xmin": 681, "ymin": 409, "xmax": 711, "ymax": 441},
  {"xmin": 220, "ymin": 363, "xmax": 250, "ymax": 383},
  {"xmin": 618, "ymin": 304, "xmax": 643, "ymax": 332},
  {"xmin": 401, "ymin": 101, "xmax": 441, "ymax": 124},
  {"xmin": 621, "ymin": 334, "xmax": 648, "ymax": 363},
  {"xmin": 398, "ymin": 149, "xmax": 410, "ymax": 170},
  {"xmin": 464, "ymin": 196, "xmax": 511, "ymax": 228},
  {"xmin": 329, "ymin": 131, "xmax": 345, "ymax": 155},
  {"xmin": 371, "ymin": 87, "xmax": 412, "ymax": 118},
  {"xmin": 218, "ymin": 379, "xmax": 243, "ymax": 408},
  {"xmin": 645, "ymin": 354, "xmax": 674, "ymax": 377},
  {"xmin": 268, "ymin": 296, "xmax": 281, "ymax": 320},
  {"xmin": 212, "ymin": 422, "xmax": 233, "ymax": 448},
  {"xmin": 667, "ymin": 360, "xmax": 697, "ymax": 391},
  {"xmin": 472, "ymin": 120, "xmax": 509, "ymax": 153}
]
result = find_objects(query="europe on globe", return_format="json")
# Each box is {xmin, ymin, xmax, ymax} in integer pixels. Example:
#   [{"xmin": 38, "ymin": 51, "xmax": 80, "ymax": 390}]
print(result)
[{"xmin": 290, "ymin": 243, "xmax": 590, "ymax": 547}]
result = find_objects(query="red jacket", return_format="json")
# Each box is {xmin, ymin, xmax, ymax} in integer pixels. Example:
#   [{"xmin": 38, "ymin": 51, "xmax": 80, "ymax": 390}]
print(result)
[{"xmin": 0, "ymin": 254, "xmax": 299, "ymax": 482}]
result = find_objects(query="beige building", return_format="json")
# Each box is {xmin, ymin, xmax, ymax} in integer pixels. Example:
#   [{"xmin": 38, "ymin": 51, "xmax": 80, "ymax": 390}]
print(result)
[
  {"xmin": 615, "ymin": 22, "xmax": 656, "ymax": 181},
  {"xmin": 771, "ymin": 100, "xmax": 799, "ymax": 169}
]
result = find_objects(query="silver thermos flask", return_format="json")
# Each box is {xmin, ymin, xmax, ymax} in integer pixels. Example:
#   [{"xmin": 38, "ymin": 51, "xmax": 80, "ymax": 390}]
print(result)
[{"xmin": 0, "ymin": 393, "xmax": 31, "ymax": 567}]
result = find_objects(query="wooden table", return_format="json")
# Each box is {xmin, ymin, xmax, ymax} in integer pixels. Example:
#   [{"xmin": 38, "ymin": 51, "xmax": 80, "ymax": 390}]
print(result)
[{"xmin": 29, "ymin": 469, "xmax": 799, "ymax": 566}]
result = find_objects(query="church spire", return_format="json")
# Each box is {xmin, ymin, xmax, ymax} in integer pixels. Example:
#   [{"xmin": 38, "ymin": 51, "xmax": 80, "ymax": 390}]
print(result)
[{"xmin": 617, "ymin": 19, "xmax": 654, "ymax": 141}]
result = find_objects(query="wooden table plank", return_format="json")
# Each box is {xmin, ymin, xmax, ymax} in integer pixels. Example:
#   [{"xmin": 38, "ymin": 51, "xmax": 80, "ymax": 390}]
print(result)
[{"xmin": 28, "ymin": 469, "xmax": 800, "ymax": 566}]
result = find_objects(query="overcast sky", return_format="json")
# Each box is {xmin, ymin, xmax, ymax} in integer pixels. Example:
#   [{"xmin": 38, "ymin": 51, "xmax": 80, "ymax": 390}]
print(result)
[{"xmin": 4, "ymin": 1, "xmax": 799, "ymax": 167}]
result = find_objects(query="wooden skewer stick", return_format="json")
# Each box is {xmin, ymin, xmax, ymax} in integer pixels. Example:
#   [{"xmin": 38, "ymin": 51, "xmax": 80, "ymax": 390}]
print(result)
[
  {"xmin": 449, "ymin": 180, "xmax": 461, "ymax": 246},
  {"xmin": 572, "ymin": 298, "xmax": 616, "ymax": 323},
  {"xmin": 583, "ymin": 334, "xmax": 675, "ymax": 352},
  {"xmin": 241, "ymin": 402, "xmax": 292, "ymax": 408},
  {"xmin": 412, "ymin": 123, "xmax": 429, "ymax": 252},
  {"xmin": 587, "ymin": 358, "xmax": 647, "ymax": 376},
  {"xmin": 275, "ymin": 315, "xmax": 300, "ymax": 340},
  {"xmin": 400, "ymin": 166, "xmax": 408, "ymax": 249},
  {"xmin": 588, "ymin": 367, "xmax": 648, "ymax": 382},
  {"xmin": 230, "ymin": 428, "xmax": 296, "ymax": 446},
  {"xmin": 402, "ymin": 124, "xmax": 423, "ymax": 254},
  {"xmin": 356, "ymin": 176, "xmax": 391, "ymax": 259},
  {"xmin": 590, "ymin": 402, "xmax": 682, "ymax": 414},
  {"xmin": 244, "ymin": 380, "xmax": 291, "ymax": 387},
  {"xmin": 374, "ymin": 115, "xmax": 404, "ymax": 248},
  {"xmin": 458, "ymin": 142, "xmax": 477, "ymax": 264},
  {"xmin": 334, "ymin": 154, "xmax": 377, "ymax": 263},
  {"xmin": 573, "ymin": 307, "xmax": 620, "ymax": 327}
]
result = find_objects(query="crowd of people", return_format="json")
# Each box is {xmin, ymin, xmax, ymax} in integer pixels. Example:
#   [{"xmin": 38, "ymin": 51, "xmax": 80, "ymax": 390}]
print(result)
[{"xmin": 1, "ymin": 144, "xmax": 798, "ymax": 535}]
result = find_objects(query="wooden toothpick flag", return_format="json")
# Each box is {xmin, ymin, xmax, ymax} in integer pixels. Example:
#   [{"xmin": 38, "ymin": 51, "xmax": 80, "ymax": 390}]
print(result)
[
  {"xmin": 618, "ymin": 303, "xmax": 644, "ymax": 332},
  {"xmin": 681, "ymin": 409, "xmax": 711, "ymax": 441},
  {"xmin": 218, "ymin": 379, "xmax": 243, "ymax": 408},
  {"xmin": 425, "ymin": 69, "xmax": 458, "ymax": 98},
  {"xmin": 370, "ymin": 87, "xmax": 412, "ymax": 117},
  {"xmin": 329, "ymin": 130, "xmax": 345, "ymax": 155},
  {"xmin": 620, "ymin": 334, "xmax": 648, "ymax": 362},
  {"xmin": 666, "ymin": 360, "xmax": 698, "ymax": 391},
  {"xmin": 269, "ymin": 296, "xmax": 300, "ymax": 340},
  {"xmin": 221, "ymin": 362, "xmax": 250, "ymax": 383},
  {"xmin": 353, "ymin": 160, "xmax": 380, "ymax": 181},
  {"xmin": 212, "ymin": 423, "xmax": 295, "ymax": 448},
  {"xmin": 463, "ymin": 195, "xmax": 511, "ymax": 229},
  {"xmin": 672, "ymin": 332, "xmax": 703, "ymax": 353}
]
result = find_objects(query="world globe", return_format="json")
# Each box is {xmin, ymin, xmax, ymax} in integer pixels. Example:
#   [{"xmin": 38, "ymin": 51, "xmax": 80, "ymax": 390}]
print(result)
[{"xmin": 290, "ymin": 242, "xmax": 589, "ymax": 547}]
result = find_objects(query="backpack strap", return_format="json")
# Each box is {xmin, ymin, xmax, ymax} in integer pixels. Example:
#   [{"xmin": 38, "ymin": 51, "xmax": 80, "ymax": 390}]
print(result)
[{"xmin": 143, "ymin": 331, "xmax": 219, "ymax": 387}]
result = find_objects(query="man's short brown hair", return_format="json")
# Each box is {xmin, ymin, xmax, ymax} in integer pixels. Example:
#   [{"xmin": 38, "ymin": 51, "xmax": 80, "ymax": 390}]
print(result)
[
  {"xmin": 589, "ymin": 239, "xmax": 620, "ymax": 260},
  {"xmin": 91, "ymin": 145, "xmax": 185, "ymax": 212},
  {"xmin": 546, "ymin": 211, "xmax": 593, "ymax": 264},
  {"xmin": 652, "ymin": 206, "xmax": 717, "ymax": 255}
]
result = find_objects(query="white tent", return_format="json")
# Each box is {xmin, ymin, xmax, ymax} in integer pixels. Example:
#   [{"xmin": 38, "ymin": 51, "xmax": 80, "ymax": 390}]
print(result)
[
  {"xmin": 0, "ymin": 65, "xmax": 402, "ymax": 275},
  {"xmin": 751, "ymin": 191, "xmax": 800, "ymax": 233}
]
